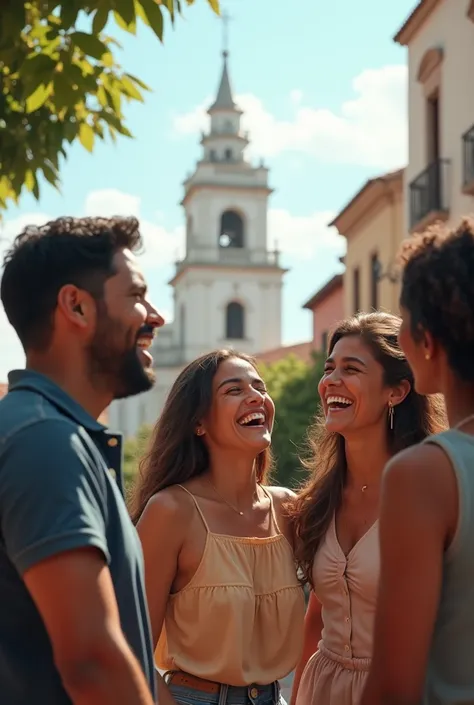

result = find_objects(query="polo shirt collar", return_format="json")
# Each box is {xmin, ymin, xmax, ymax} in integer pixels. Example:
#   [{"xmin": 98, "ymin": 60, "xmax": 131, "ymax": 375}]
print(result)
[{"xmin": 8, "ymin": 369, "xmax": 105, "ymax": 432}]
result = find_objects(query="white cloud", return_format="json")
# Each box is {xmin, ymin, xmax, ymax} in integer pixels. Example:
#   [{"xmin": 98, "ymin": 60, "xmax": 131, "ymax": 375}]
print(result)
[
  {"xmin": 269, "ymin": 208, "xmax": 345, "ymax": 260},
  {"xmin": 289, "ymin": 89, "xmax": 303, "ymax": 106},
  {"xmin": 172, "ymin": 64, "xmax": 408, "ymax": 169},
  {"xmin": 0, "ymin": 212, "xmax": 51, "ymax": 242},
  {"xmin": 84, "ymin": 188, "xmax": 185, "ymax": 268},
  {"xmin": 85, "ymin": 189, "xmax": 141, "ymax": 218}
]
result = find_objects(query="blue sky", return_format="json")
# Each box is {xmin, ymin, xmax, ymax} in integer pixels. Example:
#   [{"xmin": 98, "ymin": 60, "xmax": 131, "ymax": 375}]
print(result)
[{"xmin": 0, "ymin": 0, "xmax": 415, "ymax": 377}]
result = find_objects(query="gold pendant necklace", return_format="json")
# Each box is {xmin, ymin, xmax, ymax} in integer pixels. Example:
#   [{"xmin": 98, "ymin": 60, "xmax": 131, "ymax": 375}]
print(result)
[{"xmin": 207, "ymin": 478, "xmax": 244, "ymax": 516}]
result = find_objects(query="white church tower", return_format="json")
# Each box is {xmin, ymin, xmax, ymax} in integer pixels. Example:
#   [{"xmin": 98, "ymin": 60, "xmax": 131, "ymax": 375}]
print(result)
[{"xmin": 109, "ymin": 48, "xmax": 285, "ymax": 438}]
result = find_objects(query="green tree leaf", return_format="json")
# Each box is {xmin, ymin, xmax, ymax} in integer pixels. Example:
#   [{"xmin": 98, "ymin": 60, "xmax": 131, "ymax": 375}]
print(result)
[
  {"xmin": 32, "ymin": 178, "xmax": 41, "ymax": 201},
  {"xmin": 53, "ymin": 73, "xmax": 78, "ymax": 108},
  {"xmin": 60, "ymin": 3, "xmax": 80, "ymax": 28},
  {"xmin": 123, "ymin": 424, "xmax": 152, "ymax": 497},
  {"xmin": 25, "ymin": 83, "xmax": 53, "ymax": 113},
  {"xmin": 92, "ymin": 5, "xmax": 110, "ymax": 34},
  {"xmin": 42, "ymin": 162, "xmax": 59, "ymax": 187},
  {"xmin": 124, "ymin": 72, "xmax": 150, "ymax": 91},
  {"xmin": 160, "ymin": 0, "xmax": 175, "ymax": 21},
  {"xmin": 113, "ymin": 9, "xmax": 137, "ymax": 33},
  {"xmin": 259, "ymin": 353, "xmax": 325, "ymax": 487},
  {"xmin": 24, "ymin": 170, "xmax": 36, "ymax": 192},
  {"xmin": 0, "ymin": 0, "xmax": 221, "ymax": 213},
  {"xmin": 70, "ymin": 31, "xmax": 109, "ymax": 59},
  {"xmin": 79, "ymin": 122, "xmax": 95, "ymax": 151},
  {"xmin": 96, "ymin": 84, "xmax": 108, "ymax": 107},
  {"xmin": 24, "ymin": 53, "xmax": 57, "ymax": 75},
  {"xmin": 113, "ymin": 0, "xmax": 137, "ymax": 29},
  {"xmin": 120, "ymin": 75, "xmax": 143, "ymax": 101},
  {"xmin": 138, "ymin": 0, "xmax": 164, "ymax": 40}
]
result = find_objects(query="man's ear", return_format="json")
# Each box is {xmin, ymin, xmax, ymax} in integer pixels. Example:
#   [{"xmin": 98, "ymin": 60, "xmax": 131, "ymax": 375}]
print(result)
[{"xmin": 56, "ymin": 285, "xmax": 93, "ymax": 329}]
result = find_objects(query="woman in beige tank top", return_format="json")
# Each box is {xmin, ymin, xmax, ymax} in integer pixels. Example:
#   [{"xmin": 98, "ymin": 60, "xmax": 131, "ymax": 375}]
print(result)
[
  {"xmin": 287, "ymin": 312, "xmax": 446, "ymax": 705},
  {"xmin": 130, "ymin": 350, "xmax": 305, "ymax": 705}
]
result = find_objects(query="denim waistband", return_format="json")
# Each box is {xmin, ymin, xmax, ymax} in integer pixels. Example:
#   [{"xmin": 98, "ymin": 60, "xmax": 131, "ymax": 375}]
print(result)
[{"xmin": 165, "ymin": 671, "xmax": 281, "ymax": 705}]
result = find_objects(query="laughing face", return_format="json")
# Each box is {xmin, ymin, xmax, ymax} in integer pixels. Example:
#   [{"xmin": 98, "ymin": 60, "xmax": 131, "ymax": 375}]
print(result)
[
  {"xmin": 318, "ymin": 334, "xmax": 393, "ymax": 437},
  {"xmin": 199, "ymin": 357, "xmax": 275, "ymax": 454},
  {"xmin": 88, "ymin": 248, "xmax": 164, "ymax": 399}
]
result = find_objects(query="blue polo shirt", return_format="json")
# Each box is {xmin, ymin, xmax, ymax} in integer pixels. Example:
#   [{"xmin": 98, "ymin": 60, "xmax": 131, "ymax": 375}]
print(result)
[{"xmin": 0, "ymin": 370, "xmax": 156, "ymax": 703}]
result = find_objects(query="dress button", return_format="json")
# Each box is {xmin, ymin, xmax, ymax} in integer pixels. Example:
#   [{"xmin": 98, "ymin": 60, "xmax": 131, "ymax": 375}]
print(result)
[
  {"xmin": 108, "ymin": 437, "xmax": 118, "ymax": 447},
  {"xmin": 250, "ymin": 688, "xmax": 259, "ymax": 698},
  {"xmin": 345, "ymin": 616, "xmax": 350, "ymax": 623},
  {"xmin": 344, "ymin": 645, "xmax": 350, "ymax": 651}
]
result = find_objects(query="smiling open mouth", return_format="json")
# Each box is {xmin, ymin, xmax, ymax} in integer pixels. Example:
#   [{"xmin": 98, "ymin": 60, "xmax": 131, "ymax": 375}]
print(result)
[
  {"xmin": 136, "ymin": 336, "xmax": 153, "ymax": 351},
  {"xmin": 326, "ymin": 395, "xmax": 354, "ymax": 410},
  {"xmin": 238, "ymin": 412, "xmax": 266, "ymax": 427}
]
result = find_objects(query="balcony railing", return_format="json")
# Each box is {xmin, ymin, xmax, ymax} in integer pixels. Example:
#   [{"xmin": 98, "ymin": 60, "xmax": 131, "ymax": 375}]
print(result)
[
  {"xmin": 409, "ymin": 159, "xmax": 450, "ymax": 229},
  {"xmin": 462, "ymin": 124, "xmax": 474, "ymax": 190},
  {"xmin": 174, "ymin": 245, "xmax": 280, "ymax": 272}
]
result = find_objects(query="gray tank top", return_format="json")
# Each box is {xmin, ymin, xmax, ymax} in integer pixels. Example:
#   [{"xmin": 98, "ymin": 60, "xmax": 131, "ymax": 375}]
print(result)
[{"xmin": 423, "ymin": 429, "xmax": 474, "ymax": 704}]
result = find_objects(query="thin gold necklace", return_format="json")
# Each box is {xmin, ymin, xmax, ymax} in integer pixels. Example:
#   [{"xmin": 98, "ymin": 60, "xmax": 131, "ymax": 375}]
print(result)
[{"xmin": 206, "ymin": 478, "xmax": 247, "ymax": 516}]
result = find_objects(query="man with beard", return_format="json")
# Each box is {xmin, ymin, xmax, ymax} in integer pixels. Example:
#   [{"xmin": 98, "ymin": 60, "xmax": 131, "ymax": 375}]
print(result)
[{"xmin": 0, "ymin": 216, "xmax": 164, "ymax": 705}]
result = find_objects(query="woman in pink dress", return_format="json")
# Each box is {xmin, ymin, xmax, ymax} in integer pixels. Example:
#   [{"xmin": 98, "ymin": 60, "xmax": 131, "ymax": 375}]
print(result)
[{"xmin": 288, "ymin": 311, "xmax": 446, "ymax": 705}]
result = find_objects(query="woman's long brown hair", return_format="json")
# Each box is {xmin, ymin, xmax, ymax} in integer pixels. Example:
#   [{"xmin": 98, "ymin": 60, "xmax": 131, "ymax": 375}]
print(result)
[
  {"xmin": 287, "ymin": 311, "xmax": 447, "ymax": 587},
  {"xmin": 129, "ymin": 349, "xmax": 272, "ymax": 524}
]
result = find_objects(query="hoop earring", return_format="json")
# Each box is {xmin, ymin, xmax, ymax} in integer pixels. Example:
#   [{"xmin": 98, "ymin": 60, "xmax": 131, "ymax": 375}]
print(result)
[{"xmin": 388, "ymin": 402, "xmax": 394, "ymax": 431}]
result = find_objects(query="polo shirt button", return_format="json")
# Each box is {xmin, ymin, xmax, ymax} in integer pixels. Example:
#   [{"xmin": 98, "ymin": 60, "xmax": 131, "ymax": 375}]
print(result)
[
  {"xmin": 108, "ymin": 437, "xmax": 118, "ymax": 447},
  {"xmin": 250, "ymin": 687, "xmax": 258, "ymax": 698}
]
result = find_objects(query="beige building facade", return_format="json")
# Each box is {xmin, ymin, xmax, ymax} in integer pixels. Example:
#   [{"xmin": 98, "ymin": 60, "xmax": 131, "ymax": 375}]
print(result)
[
  {"xmin": 302, "ymin": 274, "xmax": 344, "ymax": 353},
  {"xmin": 395, "ymin": 0, "xmax": 474, "ymax": 231},
  {"xmin": 330, "ymin": 169, "xmax": 405, "ymax": 318}
]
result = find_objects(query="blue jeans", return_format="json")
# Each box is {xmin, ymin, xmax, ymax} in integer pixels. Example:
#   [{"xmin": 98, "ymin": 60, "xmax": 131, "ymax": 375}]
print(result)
[{"xmin": 165, "ymin": 673, "xmax": 286, "ymax": 705}]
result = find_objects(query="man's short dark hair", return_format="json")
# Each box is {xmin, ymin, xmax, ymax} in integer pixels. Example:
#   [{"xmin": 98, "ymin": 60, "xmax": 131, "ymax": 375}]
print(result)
[{"xmin": 1, "ymin": 216, "xmax": 143, "ymax": 351}]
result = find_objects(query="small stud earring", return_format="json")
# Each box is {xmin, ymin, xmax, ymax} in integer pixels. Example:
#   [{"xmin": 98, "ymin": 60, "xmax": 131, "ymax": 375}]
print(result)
[{"xmin": 425, "ymin": 353, "xmax": 431, "ymax": 361}]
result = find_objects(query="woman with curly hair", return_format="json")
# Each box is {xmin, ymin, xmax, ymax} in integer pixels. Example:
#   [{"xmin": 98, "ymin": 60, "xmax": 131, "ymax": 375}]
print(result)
[
  {"xmin": 288, "ymin": 311, "xmax": 446, "ymax": 705},
  {"xmin": 130, "ymin": 349, "xmax": 305, "ymax": 705},
  {"xmin": 361, "ymin": 218, "xmax": 474, "ymax": 705}
]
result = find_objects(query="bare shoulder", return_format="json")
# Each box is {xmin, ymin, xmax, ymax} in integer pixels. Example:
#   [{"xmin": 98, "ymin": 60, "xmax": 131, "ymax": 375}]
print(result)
[
  {"xmin": 385, "ymin": 442, "xmax": 454, "ymax": 490},
  {"xmin": 264, "ymin": 486, "xmax": 297, "ymax": 547},
  {"xmin": 383, "ymin": 441, "xmax": 457, "ymax": 518},
  {"xmin": 137, "ymin": 485, "xmax": 196, "ymax": 541},
  {"xmin": 264, "ymin": 485, "xmax": 296, "ymax": 507}
]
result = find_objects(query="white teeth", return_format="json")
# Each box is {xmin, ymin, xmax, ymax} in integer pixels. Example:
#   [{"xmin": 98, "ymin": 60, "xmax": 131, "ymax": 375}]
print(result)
[
  {"xmin": 326, "ymin": 396, "xmax": 353, "ymax": 406},
  {"xmin": 238, "ymin": 412, "xmax": 266, "ymax": 426},
  {"xmin": 136, "ymin": 337, "xmax": 152, "ymax": 350}
]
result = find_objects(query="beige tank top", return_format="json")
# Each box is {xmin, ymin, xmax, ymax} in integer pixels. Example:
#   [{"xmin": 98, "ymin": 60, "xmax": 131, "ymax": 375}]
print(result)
[{"xmin": 155, "ymin": 485, "xmax": 305, "ymax": 686}]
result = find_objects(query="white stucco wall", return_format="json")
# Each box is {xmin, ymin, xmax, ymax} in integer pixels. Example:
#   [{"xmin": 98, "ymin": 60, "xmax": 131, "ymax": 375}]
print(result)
[{"xmin": 405, "ymin": 0, "xmax": 474, "ymax": 226}]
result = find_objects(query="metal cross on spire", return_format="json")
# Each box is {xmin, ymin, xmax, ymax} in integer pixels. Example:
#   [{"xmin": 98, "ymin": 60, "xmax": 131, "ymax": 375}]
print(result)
[{"xmin": 221, "ymin": 8, "xmax": 232, "ymax": 56}]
